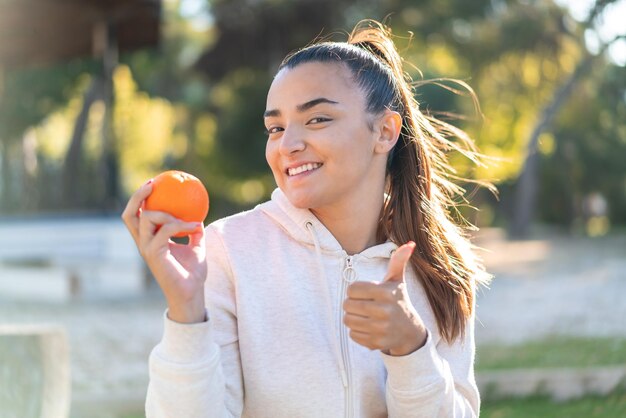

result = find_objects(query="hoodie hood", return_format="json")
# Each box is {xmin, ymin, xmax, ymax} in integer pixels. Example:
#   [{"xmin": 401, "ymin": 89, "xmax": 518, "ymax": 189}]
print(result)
[{"xmin": 259, "ymin": 188, "xmax": 398, "ymax": 260}]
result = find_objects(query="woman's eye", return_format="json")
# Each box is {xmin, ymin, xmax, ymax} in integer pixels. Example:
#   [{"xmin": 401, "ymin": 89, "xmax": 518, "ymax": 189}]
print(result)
[
  {"xmin": 308, "ymin": 117, "xmax": 331, "ymax": 125},
  {"xmin": 264, "ymin": 127, "xmax": 283, "ymax": 135}
]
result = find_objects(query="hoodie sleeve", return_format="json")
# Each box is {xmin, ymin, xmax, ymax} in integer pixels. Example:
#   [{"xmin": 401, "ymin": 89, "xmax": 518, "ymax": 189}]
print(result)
[
  {"xmin": 380, "ymin": 313, "xmax": 480, "ymax": 418},
  {"xmin": 145, "ymin": 226, "xmax": 243, "ymax": 418}
]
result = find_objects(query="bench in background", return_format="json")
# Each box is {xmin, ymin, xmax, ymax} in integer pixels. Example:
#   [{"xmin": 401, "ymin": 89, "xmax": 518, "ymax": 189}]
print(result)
[{"xmin": 0, "ymin": 216, "xmax": 147, "ymax": 302}]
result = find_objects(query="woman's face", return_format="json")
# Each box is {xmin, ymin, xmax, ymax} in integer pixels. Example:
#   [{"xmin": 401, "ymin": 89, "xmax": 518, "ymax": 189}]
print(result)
[{"xmin": 264, "ymin": 62, "xmax": 387, "ymax": 211}]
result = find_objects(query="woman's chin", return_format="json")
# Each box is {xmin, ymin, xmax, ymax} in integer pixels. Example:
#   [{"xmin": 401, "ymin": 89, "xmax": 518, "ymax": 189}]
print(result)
[
  {"xmin": 287, "ymin": 196, "xmax": 313, "ymax": 210},
  {"xmin": 282, "ymin": 188, "xmax": 315, "ymax": 209}
]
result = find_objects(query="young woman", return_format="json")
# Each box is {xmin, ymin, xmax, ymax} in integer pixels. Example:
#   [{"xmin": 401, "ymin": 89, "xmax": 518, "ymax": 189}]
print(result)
[{"xmin": 122, "ymin": 20, "xmax": 491, "ymax": 418}]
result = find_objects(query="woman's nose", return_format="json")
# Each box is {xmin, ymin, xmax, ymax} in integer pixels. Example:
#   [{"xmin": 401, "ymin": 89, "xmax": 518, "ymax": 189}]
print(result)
[{"xmin": 278, "ymin": 126, "xmax": 306, "ymax": 155}]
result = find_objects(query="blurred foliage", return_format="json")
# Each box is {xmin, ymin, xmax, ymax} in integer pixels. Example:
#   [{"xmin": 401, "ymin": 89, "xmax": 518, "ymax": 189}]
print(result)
[
  {"xmin": 0, "ymin": 60, "xmax": 99, "ymax": 142},
  {"xmin": 0, "ymin": 0, "xmax": 624, "ymax": 234},
  {"xmin": 539, "ymin": 63, "xmax": 626, "ymax": 227}
]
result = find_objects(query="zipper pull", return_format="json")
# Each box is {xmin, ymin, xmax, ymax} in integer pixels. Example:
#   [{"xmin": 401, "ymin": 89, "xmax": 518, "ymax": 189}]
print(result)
[{"xmin": 343, "ymin": 256, "xmax": 357, "ymax": 283}]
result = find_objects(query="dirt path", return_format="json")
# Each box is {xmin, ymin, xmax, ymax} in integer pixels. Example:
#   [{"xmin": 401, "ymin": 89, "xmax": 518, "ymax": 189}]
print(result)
[
  {"xmin": 473, "ymin": 228, "xmax": 626, "ymax": 344},
  {"xmin": 0, "ymin": 293, "xmax": 165, "ymax": 416}
]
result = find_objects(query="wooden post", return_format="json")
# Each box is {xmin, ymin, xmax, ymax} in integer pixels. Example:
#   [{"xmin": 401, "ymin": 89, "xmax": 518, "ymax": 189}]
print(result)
[
  {"xmin": 62, "ymin": 77, "xmax": 103, "ymax": 209},
  {"xmin": 0, "ymin": 65, "xmax": 7, "ymax": 213},
  {"xmin": 94, "ymin": 20, "xmax": 120, "ymax": 211},
  {"xmin": 0, "ymin": 325, "xmax": 71, "ymax": 418}
]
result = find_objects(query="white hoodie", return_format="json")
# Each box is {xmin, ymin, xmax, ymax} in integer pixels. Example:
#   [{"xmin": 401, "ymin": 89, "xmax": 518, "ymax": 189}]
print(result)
[{"xmin": 146, "ymin": 188, "xmax": 480, "ymax": 418}]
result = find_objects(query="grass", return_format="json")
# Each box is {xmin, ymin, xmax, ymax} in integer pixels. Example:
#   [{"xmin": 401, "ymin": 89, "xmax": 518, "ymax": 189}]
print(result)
[
  {"xmin": 481, "ymin": 390, "xmax": 626, "ymax": 418},
  {"xmin": 476, "ymin": 336, "xmax": 626, "ymax": 370}
]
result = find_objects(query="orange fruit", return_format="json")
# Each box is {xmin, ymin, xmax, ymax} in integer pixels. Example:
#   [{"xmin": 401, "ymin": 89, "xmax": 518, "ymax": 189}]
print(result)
[{"xmin": 144, "ymin": 170, "xmax": 209, "ymax": 238}]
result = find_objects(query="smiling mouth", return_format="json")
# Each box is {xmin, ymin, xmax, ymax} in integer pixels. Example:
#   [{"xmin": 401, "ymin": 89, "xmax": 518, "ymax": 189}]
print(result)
[{"xmin": 286, "ymin": 163, "xmax": 323, "ymax": 176}]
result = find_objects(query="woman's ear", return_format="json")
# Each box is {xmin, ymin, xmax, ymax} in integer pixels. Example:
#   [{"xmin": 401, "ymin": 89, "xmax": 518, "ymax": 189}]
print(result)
[{"xmin": 374, "ymin": 110, "xmax": 402, "ymax": 155}]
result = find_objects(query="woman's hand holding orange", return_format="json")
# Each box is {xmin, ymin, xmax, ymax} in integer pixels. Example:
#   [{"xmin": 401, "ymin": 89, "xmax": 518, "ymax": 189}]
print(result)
[
  {"xmin": 121, "ymin": 179, "xmax": 208, "ymax": 324},
  {"xmin": 343, "ymin": 242, "xmax": 428, "ymax": 356}
]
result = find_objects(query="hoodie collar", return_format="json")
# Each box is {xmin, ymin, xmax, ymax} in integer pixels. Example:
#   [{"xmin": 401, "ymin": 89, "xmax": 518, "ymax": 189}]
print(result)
[{"xmin": 258, "ymin": 188, "xmax": 398, "ymax": 259}]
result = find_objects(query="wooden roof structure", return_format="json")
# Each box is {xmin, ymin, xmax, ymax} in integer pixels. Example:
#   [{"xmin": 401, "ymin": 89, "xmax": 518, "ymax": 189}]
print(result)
[{"xmin": 0, "ymin": 0, "xmax": 162, "ymax": 70}]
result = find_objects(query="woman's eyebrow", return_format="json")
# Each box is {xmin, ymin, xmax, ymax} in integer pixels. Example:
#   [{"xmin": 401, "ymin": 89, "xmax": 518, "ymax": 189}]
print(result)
[
  {"xmin": 297, "ymin": 97, "xmax": 339, "ymax": 112},
  {"xmin": 263, "ymin": 97, "xmax": 339, "ymax": 118},
  {"xmin": 263, "ymin": 108, "xmax": 280, "ymax": 118}
]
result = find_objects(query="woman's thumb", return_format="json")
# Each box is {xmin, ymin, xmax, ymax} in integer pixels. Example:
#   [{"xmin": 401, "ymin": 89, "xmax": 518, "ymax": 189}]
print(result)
[{"xmin": 383, "ymin": 241, "xmax": 416, "ymax": 282}]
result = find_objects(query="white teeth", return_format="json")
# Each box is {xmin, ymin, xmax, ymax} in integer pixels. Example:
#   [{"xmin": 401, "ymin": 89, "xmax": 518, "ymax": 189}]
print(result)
[{"xmin": 288, "ymin": 163, "xmax": 321, "ymax": 176}]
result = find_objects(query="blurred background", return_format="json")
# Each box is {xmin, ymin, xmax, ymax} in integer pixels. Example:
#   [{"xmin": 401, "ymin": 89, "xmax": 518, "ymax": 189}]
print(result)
[{"xmin": 0, "ymin": 0, "xmax": 624, "ymax": 417}]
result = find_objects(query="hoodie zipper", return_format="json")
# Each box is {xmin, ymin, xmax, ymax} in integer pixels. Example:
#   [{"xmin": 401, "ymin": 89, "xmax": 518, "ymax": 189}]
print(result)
[{"xmin": 339, "ymin": 255, "xmax": 357, "ymax": 418}]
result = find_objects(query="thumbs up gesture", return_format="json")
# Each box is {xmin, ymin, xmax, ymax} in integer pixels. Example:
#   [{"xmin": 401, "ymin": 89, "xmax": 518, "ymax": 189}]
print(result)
[{"xmin": 343, "ymin": 242, "xmax": 428, "ymax": 356}]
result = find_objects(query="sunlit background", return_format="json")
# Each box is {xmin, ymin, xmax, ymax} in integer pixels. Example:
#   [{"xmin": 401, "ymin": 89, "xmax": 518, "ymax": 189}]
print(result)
[{"xmin": 1, "ymin": 0, "xmax": 625, "ymax": 417}]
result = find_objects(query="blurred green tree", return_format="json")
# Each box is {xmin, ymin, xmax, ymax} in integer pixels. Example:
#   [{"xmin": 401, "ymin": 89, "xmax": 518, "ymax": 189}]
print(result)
[
  {"xmin": 510, "ymin": 0, "xmax": 626, "ymax": 237},
  {"xmin": 0, "ymin": 60, "xmax": 98, "ymax": 212},
  {"xmin": 1, "ymin": 0, "xmax": 624, "ymax": 236},
  {"xmin": 193, "ymin": 0, "xmax": 625, "ymax": 233}
]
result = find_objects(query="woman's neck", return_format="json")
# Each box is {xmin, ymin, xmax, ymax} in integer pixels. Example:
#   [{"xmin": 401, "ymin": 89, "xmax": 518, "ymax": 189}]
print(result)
[{"xmin": 311, "ymin": 192, "xmax": 384, "ymax": 256}]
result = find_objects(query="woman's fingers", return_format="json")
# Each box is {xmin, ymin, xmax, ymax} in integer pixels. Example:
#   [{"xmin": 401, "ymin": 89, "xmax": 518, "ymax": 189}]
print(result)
[
  {"xmin": 138, "ymin": 210, "xmax": 178, "ymax": 248},
  {"xmin": 188, "ymin": 225, "xmax": 206, "ymax": 248},
  {"xmin": 121, "ymin": 180, "xmax": 153, "ymax": 243},
  {"xmin": 153, "ymin": 220, "xmax": 203, "ymax": 245},
  {"xmin": 138, "ymin": 210, "xmax": 202, "ymax": 255},
  {"xmin": 343, "ymin": 312, "xmax": 372, "ymax": 333}
]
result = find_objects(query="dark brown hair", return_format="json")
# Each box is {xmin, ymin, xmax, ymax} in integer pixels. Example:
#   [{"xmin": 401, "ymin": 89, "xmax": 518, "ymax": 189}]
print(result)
[{"xmin": 279, "ymin": 20, "xmax": 492, "ymax": 343}]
